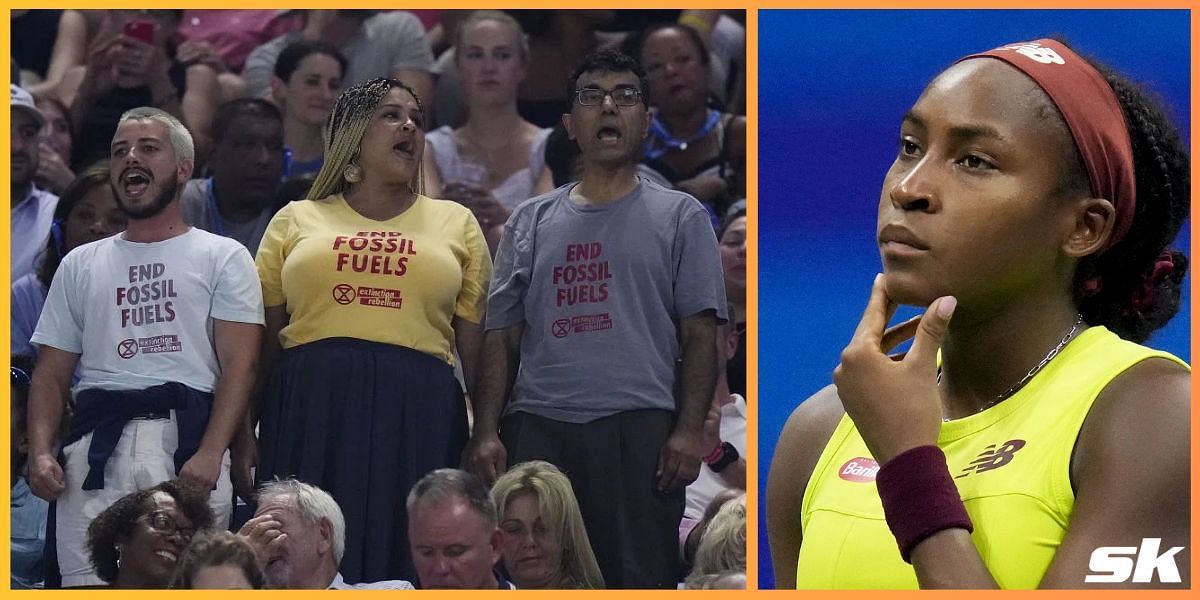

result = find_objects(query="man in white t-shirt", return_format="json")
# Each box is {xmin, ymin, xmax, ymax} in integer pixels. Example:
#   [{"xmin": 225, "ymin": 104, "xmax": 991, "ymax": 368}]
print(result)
[{"xmin": 26, "ymin": 107, "xmax": 264, "ymax": 587}]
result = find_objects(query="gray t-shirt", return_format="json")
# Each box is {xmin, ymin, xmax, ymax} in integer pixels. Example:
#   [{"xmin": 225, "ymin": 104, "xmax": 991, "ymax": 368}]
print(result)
[
  {"xmin": 486, "ymin": 179, "xmax": 727, "ymax": 423},
  {"xmin": 242, "ymin": 11, "xmax": 433, "ymax": 99},
  {"xmin": 179, "ymin": 179, "xmax": 276, "ymax": 254}
]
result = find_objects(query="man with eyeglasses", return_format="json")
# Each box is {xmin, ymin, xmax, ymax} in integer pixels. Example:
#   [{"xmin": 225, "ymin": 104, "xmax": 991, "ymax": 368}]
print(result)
[{"xmin": 465, "ymin": 49, "xmax": 726, "ymax": 589}]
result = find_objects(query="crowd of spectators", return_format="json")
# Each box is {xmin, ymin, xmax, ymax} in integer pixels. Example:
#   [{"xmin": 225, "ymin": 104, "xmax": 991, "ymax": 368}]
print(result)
[{"xmin": 11, "ymin": 9, "xmax": 746, "ymax": 590}]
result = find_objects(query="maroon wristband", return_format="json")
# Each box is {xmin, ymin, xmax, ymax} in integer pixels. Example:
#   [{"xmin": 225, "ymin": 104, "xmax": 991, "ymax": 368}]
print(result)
[{"xmin": 876, "ymin": 445, "xmax": 973, "ymax": 563}]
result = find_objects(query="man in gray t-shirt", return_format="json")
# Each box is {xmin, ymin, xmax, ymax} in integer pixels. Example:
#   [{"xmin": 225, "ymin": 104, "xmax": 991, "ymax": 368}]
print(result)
[{"xmin": 467, "ymin": 50, "xmax": 726, "ymax": 589}]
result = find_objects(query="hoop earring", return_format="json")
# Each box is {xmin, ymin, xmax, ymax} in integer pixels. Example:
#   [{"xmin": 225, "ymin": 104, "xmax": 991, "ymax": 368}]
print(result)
[{"xmin": 344, "ymin": 163, "xmax": 363, "ymax": 184}]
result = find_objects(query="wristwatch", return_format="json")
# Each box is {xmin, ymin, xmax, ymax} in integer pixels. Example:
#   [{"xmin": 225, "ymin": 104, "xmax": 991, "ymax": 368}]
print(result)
[{"xmin": 706, "ymin": 441, "xmax": 739, "ymax": 473}]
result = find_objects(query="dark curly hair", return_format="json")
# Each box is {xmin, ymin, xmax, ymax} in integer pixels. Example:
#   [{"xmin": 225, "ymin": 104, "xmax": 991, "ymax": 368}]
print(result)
[
  {"xmin": 86, "ymin": 479, "xmax": 215, "ymax": 584},
  {"xmin": 170, "ymin": 530, "xmax": 265, "ymax": 589},
  {"xmin": 35, "ymin": 162, "xmax": 112, "ymax": 288},
  {"xmin": 567, "ymin": 49, "xmax": 649, "ymax": 107},
  {"xmin": 1055, "ymin": 49, "xmax": 1190, "ymax": 343},
  {"xmin": 621, "ymin": 22, "xmax": 711, "ymax": 69}
]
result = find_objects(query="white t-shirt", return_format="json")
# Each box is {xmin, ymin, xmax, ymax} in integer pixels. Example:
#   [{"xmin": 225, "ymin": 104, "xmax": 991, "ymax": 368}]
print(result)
[
  {"xmin": 32, "ymin": 228, "xmax": 264, "ymax": 394},
  {"xmin": 684, "ymin": 393, "xmax": 746, "ymax": 520}
]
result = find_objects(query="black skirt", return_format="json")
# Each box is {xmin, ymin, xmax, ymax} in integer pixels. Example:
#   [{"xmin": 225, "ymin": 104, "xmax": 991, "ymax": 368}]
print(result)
[{"xmin": 257, "ymin": 337, "xmax": 468, "ymax": 584}]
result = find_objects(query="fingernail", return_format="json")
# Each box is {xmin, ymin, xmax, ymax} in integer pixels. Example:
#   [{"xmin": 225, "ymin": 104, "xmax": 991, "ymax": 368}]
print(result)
[
  {"xmin": 937, "ymin": 296, "xmax": 957, "ymax": 318},
  {"xmin": 873, "ymin": 273, "xmax": 883, "ymax": 286}
]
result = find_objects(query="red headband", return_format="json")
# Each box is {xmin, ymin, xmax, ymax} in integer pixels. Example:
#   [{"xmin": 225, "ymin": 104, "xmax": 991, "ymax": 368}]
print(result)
[{"xmin": 959, "ymin": 39, "xmax": 1136, "ymax": 252}]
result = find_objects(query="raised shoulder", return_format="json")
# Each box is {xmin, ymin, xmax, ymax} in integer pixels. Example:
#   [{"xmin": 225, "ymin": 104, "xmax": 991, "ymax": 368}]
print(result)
[
  {"xmin": 766, "ymin": 384, "xmax": 846, "ymax": 589},
  {"xmin": 1042, "ymin": 357, "xmax": 1190, "ymax": 588}
]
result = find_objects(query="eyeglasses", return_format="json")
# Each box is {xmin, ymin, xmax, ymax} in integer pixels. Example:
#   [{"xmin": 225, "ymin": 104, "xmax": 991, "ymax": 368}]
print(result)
[
  {"xmin": 574, "ymin": 87, "xmax": 643, "ymax": 107},
  {"xmin": 140, "ymin": 510, "xmax": 195, "ymax": 541},
  {"xmin": 10, "ymin": 366, "xmax": 31, "ymax": 388}
]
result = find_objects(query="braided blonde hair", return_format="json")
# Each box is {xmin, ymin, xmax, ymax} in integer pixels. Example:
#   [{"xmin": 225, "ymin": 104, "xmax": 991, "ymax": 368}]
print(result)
[{"xmin": 307, "ymin": 78, "xmax": 426, "ymax": 200}]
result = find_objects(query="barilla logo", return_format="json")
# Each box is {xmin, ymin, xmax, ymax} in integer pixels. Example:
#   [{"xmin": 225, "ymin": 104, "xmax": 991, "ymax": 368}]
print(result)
[
  {"xmin": 1000, "ymin": 42, "xmax": 1065, "ymax": 65},
  {"xmin": 838, "ymin": 457, "xmax": 879, "ymax": 483}
]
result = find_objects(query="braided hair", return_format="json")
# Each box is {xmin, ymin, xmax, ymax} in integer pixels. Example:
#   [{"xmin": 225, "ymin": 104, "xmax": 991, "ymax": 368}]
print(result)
[
  {"xmin": 1065, "ymin": 56, "xmax": 1190, "ymax": 343},
  {"xmin": 307, "ymin": 78, "xmax": 426, "ymax": 201}
]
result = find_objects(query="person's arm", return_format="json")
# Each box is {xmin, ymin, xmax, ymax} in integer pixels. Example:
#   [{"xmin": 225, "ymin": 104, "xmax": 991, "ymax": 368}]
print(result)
[
  {"xmin": 462, "ymin": 324, "xmax": 521, "ymax": 486},
  {"xmin": 453, "ymin": 315, "xmax": 482, "ymax": 399},
  {"xmin": 533, "ymin": 160, "xmax": 554, "ymax": 195},
  {"xmin": 28, "ymin": 9, "xmax": 88, "ymax": 100},
  {"xmin": 393, "ymin": 68, "xmax": 433, "ymax": 111},
  {"xmin": 765, "ymin": 385, "xmax": 845, "ymax": 589},
  {"xmin": 422, "ymin": 146, "xmax": 444, "ymax": 197},
  {"xmin": 68, "ymin": 35, "xmax": 121, "ymax": 140},
  {"xmin": 26, "ymin": 346, "xmax": 80, "ymax": 501},
  {"xmin": 231, "ymin": 304, "xmax": 287, "ymax": 502},
  {"xmin": 834, "ymin": 276, "xmax": 1190, "ymax": 588},
  {"xmin": 180, "ymin": 63, "xmax": 220, "ymax": 163},
  {"xmin": 656, "ymin": 310, "xmax": 718, "ymax": 492},
  {"xmin": 179, "ymin": 319, "xmax": 261, "ymax": 491},
  {"xmin": 1035, "ymin": 358, "xmax": 1189, "ymax": 588}
]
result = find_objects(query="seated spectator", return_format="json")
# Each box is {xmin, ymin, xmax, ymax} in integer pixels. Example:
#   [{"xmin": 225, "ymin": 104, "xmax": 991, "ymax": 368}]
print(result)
[
  {"xmin": 491, "ymin": 461, "xmax": 604, "ymax": 589},
  {"xmin": 243, "ymin": 10, "xmax": 433, "ymax": 106},
  {"xmin": 11, "ymin": 356, "xmax": 48, "ymax": 589},
  {"xmin": 11, "ymin": 85, "xmax": 59, "ymax": 283},
  {"xmin": 509, "ymin": 11, "xmax": 621, "ymax": 128},
  {"xmin": 170, "ymin": 530, "xmax": 265, "ymax": 589},
  {"xmin": 33, "ymin": 95, "xmax": 75, "ymax": 194},
  {"xmin": 85, "ymin": 479, "xmax": 214, "ymax": 589},
  {"xmin": 424, "ymin": 11, "xmax": 553, "ymax": 254},
  {"xmin": 407, "ymin": 469, "xmax": 508, "ymax": 589},
  {"xmin": 684, "ymin": 494, "xmax": 745, "ymax": 589},
  {"xmin": 13, "ymin": 10, "xmax": 72, "ymax": 98},
  {"xmin": 237, "ymin": 479, "xmax": 414, "ymax": 589},
  {"xmin": 180, "ymin": 99, "xmax": 285, "ymax": 252},
  {"xmin": 175, "ymin": 10, "xmax": 301, "ymax": 74},
  {"xmin": 628, "ymin": 23, "xmax": 746, "ymax": 220},
  {"xmin": 718, "ymin": 204, "xmax": 747, "ymax": 396},
  {"xmin": 62, "ymin": 10, "xmax": 222, "ymax": 168},
  {"xmin": 11, "ymin": 164, "xmax": 126, "ymax": 359},
  {"xmin": 269, "ymin": 41, "xmax": 345, "ymax": 178}
]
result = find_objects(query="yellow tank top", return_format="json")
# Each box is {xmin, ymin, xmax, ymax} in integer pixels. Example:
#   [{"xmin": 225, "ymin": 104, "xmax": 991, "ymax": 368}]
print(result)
[{"xmin": 796, "ymin": 326, "xmax": 1187, "ymax": 589}]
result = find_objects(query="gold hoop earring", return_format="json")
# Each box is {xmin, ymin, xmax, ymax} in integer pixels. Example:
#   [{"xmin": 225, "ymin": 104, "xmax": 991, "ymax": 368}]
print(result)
[{"xmin": 344, "ymin": 163, "xmax": 363, "ymax": 184}]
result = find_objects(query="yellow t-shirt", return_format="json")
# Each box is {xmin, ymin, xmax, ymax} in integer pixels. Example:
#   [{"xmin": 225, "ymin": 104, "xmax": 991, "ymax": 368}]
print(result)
[
  {"xmin": 255, "ymin": 194, "xmax": 491, "ymax": 364},
  {"xmin": 796, "ymin": 326, "xmax": 1187, "ymax": 589}
]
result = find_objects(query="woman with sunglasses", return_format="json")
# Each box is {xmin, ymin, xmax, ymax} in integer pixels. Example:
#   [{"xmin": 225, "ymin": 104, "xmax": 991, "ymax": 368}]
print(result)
[{"xmin": 84, "ymin": 479, "xmax": 213, "ymax": 589}]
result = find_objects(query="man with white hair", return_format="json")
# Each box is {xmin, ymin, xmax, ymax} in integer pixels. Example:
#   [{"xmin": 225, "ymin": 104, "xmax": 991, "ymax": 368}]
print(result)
[
  {"xmin": 26, "ymin": 106, "xmax": 264, "ymax": 587},
  {"xmin": 238, "ymin": 479, "xmax": 415, "ymax": 589}
]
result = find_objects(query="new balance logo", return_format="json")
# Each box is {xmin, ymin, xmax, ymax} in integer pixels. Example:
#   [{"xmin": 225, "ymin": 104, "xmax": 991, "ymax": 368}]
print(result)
[
  {"xmin": 956, "ymin": 439, "xmax": 1025, "ymax": 478},
  {"xmin": 837, "ymin": 457, "xmax": 879, "ymax": 483},
  {"xmin": 1001, "ymin": 42, "xmax": 1066, "ymax": 65},
  {"xmin": 1086, "ymin": 538, "xmax": 1184, "ymax": 583}
]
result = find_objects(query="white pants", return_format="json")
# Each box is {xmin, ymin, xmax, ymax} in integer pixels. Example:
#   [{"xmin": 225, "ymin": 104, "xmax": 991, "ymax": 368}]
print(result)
[{"xmin": 57, "ymin": 415, "xmax": 232, "ymax": 587}]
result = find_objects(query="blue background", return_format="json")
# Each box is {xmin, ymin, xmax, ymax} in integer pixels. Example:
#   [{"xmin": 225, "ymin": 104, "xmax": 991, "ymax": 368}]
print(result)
[{"xmin": 757, "ymin": 10, "xmax": 1190, "ymax": 589}]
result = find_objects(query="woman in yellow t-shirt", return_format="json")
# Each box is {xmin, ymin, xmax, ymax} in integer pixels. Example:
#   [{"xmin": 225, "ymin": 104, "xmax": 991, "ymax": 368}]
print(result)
[
  {"xmin": 767, "ymin": 39, "xmax": 1189, "ymax": 589},
  {"xmin": 245, "ymin": 78, "xmax": 492, "ymax": 585}
]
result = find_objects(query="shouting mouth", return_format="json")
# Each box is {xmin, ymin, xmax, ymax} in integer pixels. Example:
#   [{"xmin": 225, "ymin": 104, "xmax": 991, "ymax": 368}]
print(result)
[{"xmin": 121, "ymin": 169, "xmax": 152, "ymax": 198}]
